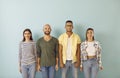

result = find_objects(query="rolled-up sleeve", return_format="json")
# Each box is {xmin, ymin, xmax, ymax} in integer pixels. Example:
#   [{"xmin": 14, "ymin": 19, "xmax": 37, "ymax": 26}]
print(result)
[
  {"xmin": 77, "ymin": 35, "xmax": 81, "ymax": 44},
  {"xmin": 58, "ymin": 35, "xmax": 63, "ymax": 45}
]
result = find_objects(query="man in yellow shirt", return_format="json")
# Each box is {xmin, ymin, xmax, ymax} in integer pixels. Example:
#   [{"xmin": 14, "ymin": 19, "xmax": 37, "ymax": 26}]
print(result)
[{"xmin": 59, "ymin": 20, "xmax": 81, "ymax": 78}]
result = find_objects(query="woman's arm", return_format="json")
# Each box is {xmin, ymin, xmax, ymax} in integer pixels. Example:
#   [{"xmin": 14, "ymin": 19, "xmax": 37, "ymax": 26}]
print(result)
[{"xmin": 19, "ymin": 42, "xmax": 22, "ymax": 73}]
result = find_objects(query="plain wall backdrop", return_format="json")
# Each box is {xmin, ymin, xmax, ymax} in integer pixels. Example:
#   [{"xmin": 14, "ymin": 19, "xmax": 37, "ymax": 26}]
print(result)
[{"xmin": 0, "ymin": 0, "xmax": 120, "ymax": 78}]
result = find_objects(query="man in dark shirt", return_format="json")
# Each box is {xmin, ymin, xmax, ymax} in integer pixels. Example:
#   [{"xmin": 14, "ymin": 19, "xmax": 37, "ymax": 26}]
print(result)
[{"xmin": 36, "ymin": 24, "xmax": 59, "ymax": 78}]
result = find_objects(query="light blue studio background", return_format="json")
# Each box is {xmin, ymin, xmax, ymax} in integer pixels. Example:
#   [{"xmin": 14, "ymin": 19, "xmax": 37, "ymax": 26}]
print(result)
[{"xmin": 0, "ymin": 0, "xmax": 120, "ymax": 78}]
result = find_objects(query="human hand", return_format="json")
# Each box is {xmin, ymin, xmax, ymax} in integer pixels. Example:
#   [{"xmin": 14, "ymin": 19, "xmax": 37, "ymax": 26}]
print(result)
[
  {"xmin": 60, "ymin": 63, "xmax": 65, "ymax": 68},
  {"xmin": 99, "ymin": 66, "xmax": 103, "ymax": 70},
  {"xmin": 80, "ymin": 67, "xmax": 83, "ymax": 72},
  {"xmin": 55, "ymin": 64, "xmax": 59, "ymax": 71}
]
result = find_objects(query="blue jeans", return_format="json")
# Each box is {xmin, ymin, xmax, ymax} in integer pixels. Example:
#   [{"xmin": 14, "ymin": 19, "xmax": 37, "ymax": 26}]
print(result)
[
  {"xmin": 61, "ymin": 60, "xmax": 78, "ymax": 78},
  {"xmin": 83, "ymin": 58, "xmax": 99, "ymax": 78},
  {"xmin": 21, "ymin": 62, "xmax": 36, "ymax": 78},
  {"xmin": 41, "ymin": 66, "xmax": 55, "ymax": 78}
]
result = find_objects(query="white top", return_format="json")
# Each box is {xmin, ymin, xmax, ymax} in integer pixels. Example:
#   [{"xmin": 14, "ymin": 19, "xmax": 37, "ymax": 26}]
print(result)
[
  {"xmin": 86, "ymin": 42, "xmax": 96, "ymax": 56},
  {"xmin": 66, "ymin": 37, "xmax": 72, "ymax": 60}
]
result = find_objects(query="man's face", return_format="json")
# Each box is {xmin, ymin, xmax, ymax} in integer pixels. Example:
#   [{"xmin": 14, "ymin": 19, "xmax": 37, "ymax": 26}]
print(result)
[
  {"xmin": 65, "ymin": 22, "xmax": 73, "ymax": 32},
  {"xmin": 43, "ymin": 25, "xmax": 51, "ymax": 35}
]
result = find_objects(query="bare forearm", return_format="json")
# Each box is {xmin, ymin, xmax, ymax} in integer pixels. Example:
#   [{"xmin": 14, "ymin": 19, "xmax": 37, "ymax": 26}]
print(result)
[
  {"xmin": 56, "ymin": 57, "xmax": 58, "ymax": 65},
  {"xmin": 59, "ymin": 53, "xmax": 63, "ymax": 64},
  {"xmin": 59, "ymin": 44, "xmax": 63, "ymax": 64},
  {"xmin": 76, "ymin": 44, "xmax": 80, "ymax": 64},
  {"xmin": 77, "ymin": 52, "xmax": 80, "ymax": 64},
  {"xmin": 37, "ymin": 57, "xmax": 40, "ymax": 66}
]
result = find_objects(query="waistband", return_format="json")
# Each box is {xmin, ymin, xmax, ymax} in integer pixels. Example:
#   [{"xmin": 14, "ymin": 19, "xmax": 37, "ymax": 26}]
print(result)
[
  {"xmin": 87, "ymin": 56, "xmax": 96, "ymax": 59},
  {"xmin": 66, "ymin": 60, "xmax": 72, "ymax": 62}
]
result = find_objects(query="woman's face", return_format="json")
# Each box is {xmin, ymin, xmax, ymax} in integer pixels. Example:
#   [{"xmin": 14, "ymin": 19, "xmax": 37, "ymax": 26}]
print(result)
[
  {"xmin": 87, "ymin": 30, "xmax": 94, "ymax": 40},
  {"xmin": 24, "ymin": 31, "xmax": 31, "ymax": 39}
]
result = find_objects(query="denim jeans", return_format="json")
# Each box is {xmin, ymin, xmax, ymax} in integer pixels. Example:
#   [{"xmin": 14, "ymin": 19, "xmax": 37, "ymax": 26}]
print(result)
[
  {"xmin": 61, "ymin": 60, "xmax": 78, "ymax": 78},
  {"xmin": 21, "ymin": 62, "xmax": 36, "ymax": 78},
  {"xmin": 83, "ymin": 58, "xmax": 99, "ymax": 78},
  {"xmin": 41, "ymin": 66, "xmax": 55, "ymax": 78}
]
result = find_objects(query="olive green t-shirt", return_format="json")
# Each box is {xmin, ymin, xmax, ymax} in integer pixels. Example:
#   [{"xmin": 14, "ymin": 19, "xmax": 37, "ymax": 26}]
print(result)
[{"xmin": 36, "ymin": 37, "xmax": 58, "ymax": 67}]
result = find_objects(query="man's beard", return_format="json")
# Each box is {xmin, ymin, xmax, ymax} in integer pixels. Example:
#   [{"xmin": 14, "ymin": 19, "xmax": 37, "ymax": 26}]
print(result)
[
  {"xmin": 44, "ymin": 32, "xmax": 50, "ymax": 35},
  {"xmin": 66, "ymin": 30, "xmax": 72, "ymax": 32}
]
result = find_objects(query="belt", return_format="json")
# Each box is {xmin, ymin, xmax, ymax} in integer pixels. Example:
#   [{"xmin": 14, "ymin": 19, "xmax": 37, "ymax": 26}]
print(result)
[{"xmin": 87, "ymin": 56, "xmax": 96, "ymax": 59}]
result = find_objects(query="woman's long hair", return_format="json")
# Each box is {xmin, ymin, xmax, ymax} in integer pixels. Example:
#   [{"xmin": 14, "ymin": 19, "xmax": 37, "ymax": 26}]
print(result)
[
  {"xmin": 22, "ymin": 28, "xmax": 33, "ymax": 42},
  {"xmin": 86, "ymin": 28, "xmax": 94, "ymax": 41}
]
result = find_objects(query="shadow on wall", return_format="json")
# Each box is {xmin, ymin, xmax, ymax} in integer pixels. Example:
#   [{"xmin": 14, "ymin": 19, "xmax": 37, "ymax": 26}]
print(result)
[
  {"xmin": 33, "ymin": 32, "xmax": 42, "ymax": 41},
  {"xmin": 74, "ymin": 23, "xmax": 87, "ymax": 42},
  {"xmin": 52, "ymin": 28, "xmax": 63, "ymax": 38}
]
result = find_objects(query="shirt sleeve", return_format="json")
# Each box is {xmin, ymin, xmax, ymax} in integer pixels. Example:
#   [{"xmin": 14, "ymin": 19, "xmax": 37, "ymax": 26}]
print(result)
[
  {"xmin": 80, "ymin": 53, "xmax": 83, "ymax": 68},
  {"xmin": 19, "ymin": 42, "xmax": 22, "ymax": 64},
  {"xmin": 80, "ymin": 42, "xmax": 84, "ymax": 67},
  {"xmin": 36, "ymin": 40, "xmax": 41, "ymax": 58},
  {"xmin": 98, "ymin": 42, "xmax": 102, "ymax": 67},
  {"xmin": 33, "ymin": 42, "xmax": 37, "ymax": 59},
  {"xmin": 76, "ymin": 35, "xmax": 81, "ymax": 44},
  {"xmin": 58, "ymin": 35, "xmax": 63, "ymax": 45},
  {"xmin": 55, "ymin": 39, "xmax": 59, "ymax": 58}
]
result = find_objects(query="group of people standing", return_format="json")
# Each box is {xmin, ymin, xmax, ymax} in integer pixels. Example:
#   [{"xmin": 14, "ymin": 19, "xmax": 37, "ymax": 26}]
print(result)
[{"xmin": 19, "ymin": 20, "xmax": 103, "ymax": 78}]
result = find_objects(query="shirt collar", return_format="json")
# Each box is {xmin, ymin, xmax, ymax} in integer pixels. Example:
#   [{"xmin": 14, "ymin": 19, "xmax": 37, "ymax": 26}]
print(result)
[{"xmin": 65, "ymin": 32, "xmax": 74, "ymax": 38}]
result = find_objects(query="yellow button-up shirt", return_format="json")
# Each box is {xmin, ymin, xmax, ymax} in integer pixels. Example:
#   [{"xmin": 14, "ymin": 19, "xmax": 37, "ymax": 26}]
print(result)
[{"xmin": 58, "ymin": 33, "xmax": 81, "ymax": 64}]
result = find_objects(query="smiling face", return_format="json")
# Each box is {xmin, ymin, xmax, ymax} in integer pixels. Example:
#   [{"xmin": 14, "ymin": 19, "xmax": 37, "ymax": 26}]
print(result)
[
  {"xmin": 43, "ymin": 24, "xmax": 51, "ymax": 35},
  {"xmin": 23, "ymin": 29, "xmax": 33, "ymax": 41},
  {"xmin": 87, "ymin": 30, "xmax": 94, "ymax": 39},
  {"xmin": 24, "ymin": 31, "xmax": 31, "ymax": 40},
  {"xmin": 86, "ymin": 28, "xmax": 94, "ymax": 41}
]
